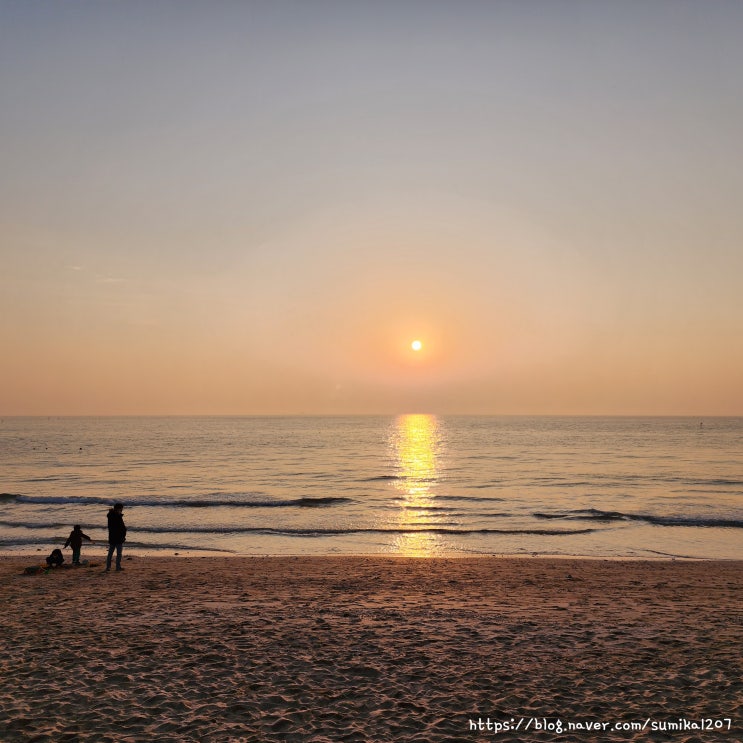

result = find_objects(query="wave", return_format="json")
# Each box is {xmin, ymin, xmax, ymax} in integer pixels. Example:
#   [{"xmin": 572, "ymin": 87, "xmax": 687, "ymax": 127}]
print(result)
[
  {"xmin": 434, "ymin": 495, "xmax": 506, "ymax": 503},
  {"xmin": 0, "ymin": 519, "xmax": 596, "ymax": 537},
  {"xmin": 0, "ymin": 535, "xmax": 230, "ymax": 552},
  {"xmin": 526, "ymin": 475, "xmax": 743, "ymax": 489},
  {"xmin": 533, "ymin": 508, "xmax": 743, "ymax": 529},
  {"xmin": 682, "ymin": 478, "xmax": 743, "ymax": 487},
  {"xmin": 397, "ymin": 505, "xmax": 461, "ymax": 513},
  {"xmin": 1, "ymin": 494, "xmax": 353, "ymax": 509},
  {"xmin": 141, "ymin": 526, "xmax": 599, "ymax": 537},
  {"xmin": 358, "ymin": 474, "xmax": 440, "ymax": 483},
  {"xmin": 0, "ymin": 521, "xmax": 72, "ymax": 529}
]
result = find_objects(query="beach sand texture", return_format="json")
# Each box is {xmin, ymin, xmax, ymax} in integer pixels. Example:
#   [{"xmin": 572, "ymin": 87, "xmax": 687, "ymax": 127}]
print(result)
[{"xmin": 1, "ymin": 556, "xmax": 741, "ymax": 742}]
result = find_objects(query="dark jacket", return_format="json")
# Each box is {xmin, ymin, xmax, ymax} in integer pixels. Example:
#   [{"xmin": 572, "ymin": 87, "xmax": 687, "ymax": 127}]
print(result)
[
  {"xmin": 107, "ymin": 509, "xmax": 127, "ymax": 545},
  {"xmin": 46, "ymin": 548, "xmax": 64, "ymax": 567},
  {"xmin": 64, "ymin": 527, "xmax": 91, "ymax": 550}
]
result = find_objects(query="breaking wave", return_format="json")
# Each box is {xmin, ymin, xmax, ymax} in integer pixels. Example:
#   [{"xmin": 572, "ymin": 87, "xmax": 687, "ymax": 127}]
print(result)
[{"xmin": 533, "ymin": 508, "xmax": 743, "ymax": 529}]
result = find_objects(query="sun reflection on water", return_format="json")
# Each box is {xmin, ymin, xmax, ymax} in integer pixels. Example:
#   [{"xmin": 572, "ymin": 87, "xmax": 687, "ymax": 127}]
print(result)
[{"xmin": 389, "ymin": 414, "xmax": 444, "ymax": 556}]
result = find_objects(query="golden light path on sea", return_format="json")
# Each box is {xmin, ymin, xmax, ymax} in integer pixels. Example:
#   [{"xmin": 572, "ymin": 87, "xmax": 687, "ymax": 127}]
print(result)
[{"xmin": 390, "ymin": 414, "xmax": 443, "ymax": 557}]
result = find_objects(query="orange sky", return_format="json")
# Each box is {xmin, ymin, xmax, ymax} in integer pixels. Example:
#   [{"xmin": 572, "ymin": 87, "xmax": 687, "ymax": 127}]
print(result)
[{"xmin": 2, "ymin": 2, "xmax": 742, "ymax": 415}]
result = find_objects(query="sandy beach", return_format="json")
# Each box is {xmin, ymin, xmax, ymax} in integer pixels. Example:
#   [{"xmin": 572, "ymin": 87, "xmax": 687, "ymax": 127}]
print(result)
[{"xmin": 1, "ymin": 556, "xmax": 741, "ymax": 742}]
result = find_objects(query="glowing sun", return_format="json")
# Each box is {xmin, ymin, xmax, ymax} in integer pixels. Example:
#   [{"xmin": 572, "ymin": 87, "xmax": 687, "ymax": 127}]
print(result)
[{"xmin": 411, "ymin": 340, "xmax": 423, "ymax": 352}]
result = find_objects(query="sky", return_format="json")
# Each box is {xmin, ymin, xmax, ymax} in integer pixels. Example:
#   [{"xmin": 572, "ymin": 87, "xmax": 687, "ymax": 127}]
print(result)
[{"xmin": 1, "ymin": 0, "xmax": 742, "ymax": 416}]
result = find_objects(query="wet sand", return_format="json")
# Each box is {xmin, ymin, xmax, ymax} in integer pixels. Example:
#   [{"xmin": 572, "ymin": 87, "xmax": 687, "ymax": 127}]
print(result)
[{"xmin": 1, "ymin": 556, "xmax": 741, "ymax": 741}]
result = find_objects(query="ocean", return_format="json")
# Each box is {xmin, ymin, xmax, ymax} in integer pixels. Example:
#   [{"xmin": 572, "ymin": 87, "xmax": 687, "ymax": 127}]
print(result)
[{"xmin": 1, "ymin": 416, "xmax": 741, "ymax": 559}]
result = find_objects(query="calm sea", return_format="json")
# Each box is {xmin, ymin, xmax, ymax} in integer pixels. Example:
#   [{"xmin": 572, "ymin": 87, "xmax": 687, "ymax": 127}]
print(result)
[{"xmin": 1, "ymin": 416, "xmax": 741, "ymax": 559}]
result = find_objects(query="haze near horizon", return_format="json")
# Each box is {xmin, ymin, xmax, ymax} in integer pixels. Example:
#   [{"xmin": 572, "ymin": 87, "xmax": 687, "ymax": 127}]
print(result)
[{"xmin": 2, "ymin": 1, "xmax": 742, "ymax": 415}]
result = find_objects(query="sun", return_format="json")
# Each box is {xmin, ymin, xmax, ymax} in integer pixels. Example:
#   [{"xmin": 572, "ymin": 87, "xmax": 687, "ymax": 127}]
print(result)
[{"xmin": 411, "ymin": 340, "xmax": 423, "ymax": 352}]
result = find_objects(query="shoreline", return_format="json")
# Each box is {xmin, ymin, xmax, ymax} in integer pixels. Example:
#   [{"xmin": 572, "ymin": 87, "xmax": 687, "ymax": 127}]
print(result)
[
  {"xmin": 2, "ymin": 555, "xmax": 741, "ymax": 741},
  {"xmin": 4, "ymin": 548, "xmax": 741, "ymax": 561}
]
